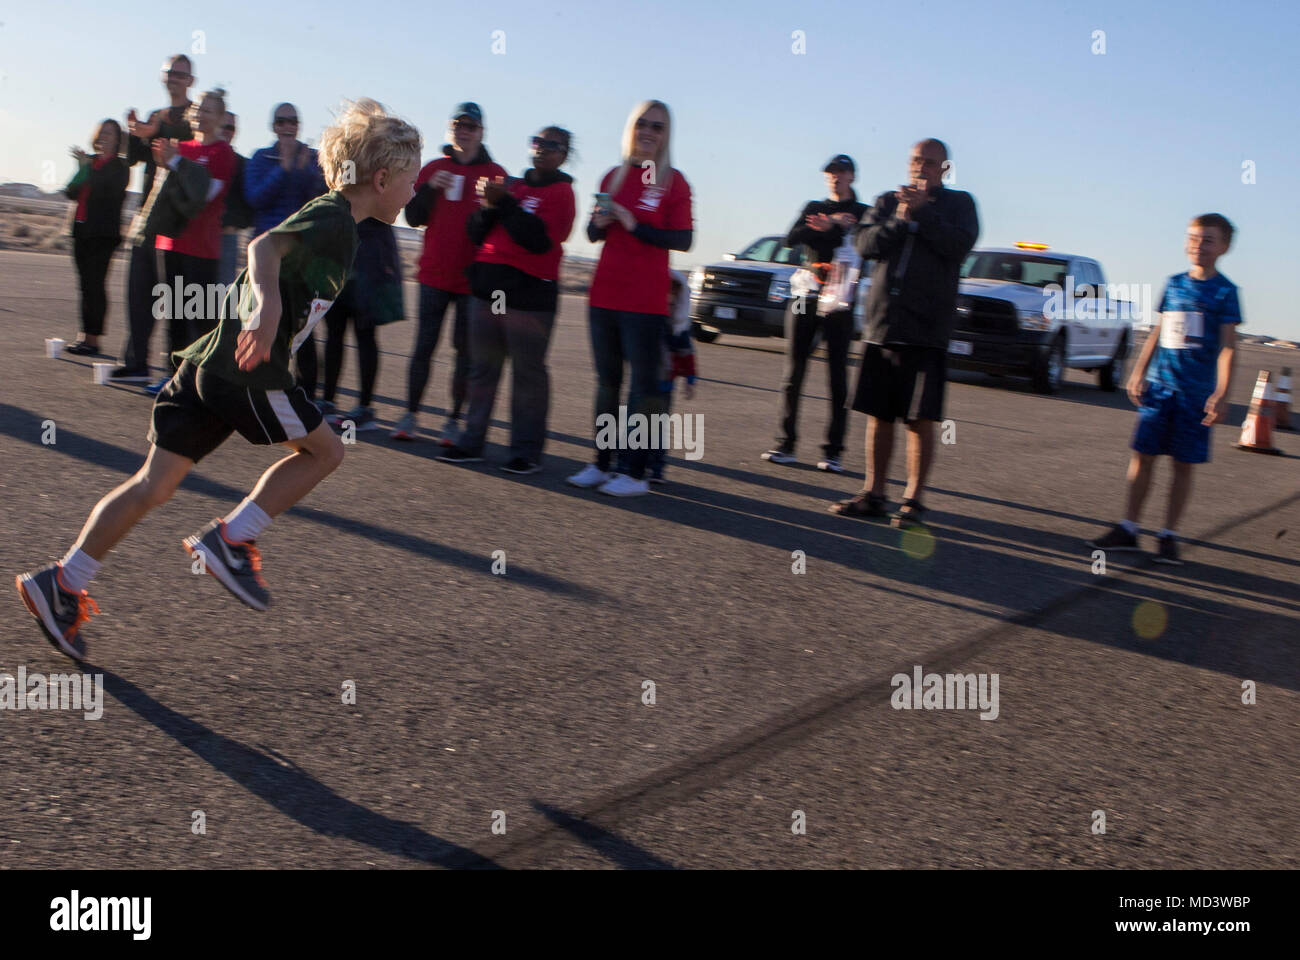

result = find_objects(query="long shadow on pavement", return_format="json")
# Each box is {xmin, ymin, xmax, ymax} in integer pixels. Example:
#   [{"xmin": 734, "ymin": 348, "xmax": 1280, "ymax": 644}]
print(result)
[
  {"xmin": 0, "ymin": 403, "xmax": 607, "ymax": 604},
  {"xmin": 94, "ymin": 667, "xmax": 500, "ymax": 869}
]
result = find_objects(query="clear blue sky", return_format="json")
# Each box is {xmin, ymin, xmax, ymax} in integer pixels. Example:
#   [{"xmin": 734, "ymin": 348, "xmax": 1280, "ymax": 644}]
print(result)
[{"xmin": 3, "ymin": 0, "xmax": 1297, "ymax": 338}]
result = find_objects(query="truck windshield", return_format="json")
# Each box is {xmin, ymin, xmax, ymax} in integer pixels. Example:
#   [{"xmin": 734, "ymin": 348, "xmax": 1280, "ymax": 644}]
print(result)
[
  {"xmin": 962, "ymin": 253, "xmax": 1070, "ymax": 288},
  {"xmin": 738, "ymin": 237, "xmax": 801, "ymax": 264}
]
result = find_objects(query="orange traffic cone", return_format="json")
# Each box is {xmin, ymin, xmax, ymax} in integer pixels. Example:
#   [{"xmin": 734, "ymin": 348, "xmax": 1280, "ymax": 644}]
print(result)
[
  {"xmin": 1270, "ymin": 366, "xmax": 1292, "ymax": 429},
  {"xmin": 1236, "ymin": 370, "xmax": 1281, "ymax": 454}
]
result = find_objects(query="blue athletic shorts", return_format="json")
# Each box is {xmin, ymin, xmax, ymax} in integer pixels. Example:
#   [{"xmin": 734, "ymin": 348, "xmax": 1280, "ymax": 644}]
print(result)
[{"xmin": 1131, "ymin": 382, "xmax": 1210, "ymax": 464}]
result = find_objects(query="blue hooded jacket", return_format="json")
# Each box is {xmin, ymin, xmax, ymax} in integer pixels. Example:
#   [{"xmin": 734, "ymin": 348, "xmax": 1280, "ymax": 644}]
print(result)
[{"xmin": 243, "ymin": 142, "xmax": 327, "ymax": 236}]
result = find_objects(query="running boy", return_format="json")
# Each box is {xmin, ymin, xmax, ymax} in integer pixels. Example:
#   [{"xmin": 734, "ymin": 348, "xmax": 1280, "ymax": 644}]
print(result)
[
  {"xmin": 1089, "ymin": 213, "xmax": 1241, "ymax": 565},
  {"xmin": 16, "ymin": 99, "xmax": 422, "ymax": 659}
]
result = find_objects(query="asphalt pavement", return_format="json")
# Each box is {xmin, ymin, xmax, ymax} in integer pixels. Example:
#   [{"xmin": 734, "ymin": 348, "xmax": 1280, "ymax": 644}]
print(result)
[{"xmin": 1, "ymin": 249, "xmax": 1296, "ymax": 868}]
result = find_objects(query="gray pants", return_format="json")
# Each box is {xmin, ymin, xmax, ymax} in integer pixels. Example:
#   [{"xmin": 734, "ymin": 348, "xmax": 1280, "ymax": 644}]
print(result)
[{"xmin": 459, "ymin": 296, "xmax": 556, "ymax": 462}]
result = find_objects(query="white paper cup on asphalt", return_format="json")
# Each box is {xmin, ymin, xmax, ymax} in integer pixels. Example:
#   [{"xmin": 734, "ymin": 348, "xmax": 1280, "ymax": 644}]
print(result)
[
  {"xmin": 45, "ymin": 338, "xmax": 65, "ymax": 358},
  {"xmin": 92, "ymin": 362, "xmax": 114, "ymax": 385},
  {"xmin": 445, "ymin": 174, "xmax": 465, "ymax": 202}
]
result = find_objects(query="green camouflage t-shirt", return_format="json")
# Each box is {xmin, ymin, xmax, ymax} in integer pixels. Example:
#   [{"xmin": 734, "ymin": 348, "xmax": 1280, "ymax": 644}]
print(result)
[{"xmin": 179, "ymin": 190, "xmax": 358, "ymax": 391}]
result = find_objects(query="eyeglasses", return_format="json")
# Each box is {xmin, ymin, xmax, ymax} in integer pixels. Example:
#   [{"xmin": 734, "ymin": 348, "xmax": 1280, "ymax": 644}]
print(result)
[
  {"xmin": 531, "ymin": 136, "xmax": 566, "ymax": 153},
  {"xmin": 162, "ymin": 69, "xmax": 192, "ymax": 81},
  {"xmin": 635, "ymin": 119, "xmax": 666, "ymax": 132},
  {"xmin": 452, "ymin": 120, "xmax": 481, "ymax": 132},
  {"xmin": 274, "ymin": 116, "xmax": 299, "ymax": 125}
]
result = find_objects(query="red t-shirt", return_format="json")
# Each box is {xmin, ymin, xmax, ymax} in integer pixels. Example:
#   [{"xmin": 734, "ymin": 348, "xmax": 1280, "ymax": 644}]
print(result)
[
  {"xmin": 414, "ymin": 155, "xmax": 508, "ymax": 292},
  {"xmin": 588, "ymin": 167, "xmax": 693, "ymax": 314},
  {"xmin": 156, "ymin": 139, "xmax": 235, "ymax": 260},
  {"xmin": 476, "ymin": 177, "xmax": 576, "ymax": 282}
]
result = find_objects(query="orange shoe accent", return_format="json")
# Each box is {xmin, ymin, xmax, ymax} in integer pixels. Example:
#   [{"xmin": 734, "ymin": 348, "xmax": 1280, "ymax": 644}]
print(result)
[
  {"xmin": 54, "ymin": 565, "xmax": 100, "ymax": 642},
  {"xmin": 217, "ymin": 520, "xmax": 268, "ymax": 588},
  {"xmin": 16, "ymin": 574, "xmax": 39, "ymax": 618}
]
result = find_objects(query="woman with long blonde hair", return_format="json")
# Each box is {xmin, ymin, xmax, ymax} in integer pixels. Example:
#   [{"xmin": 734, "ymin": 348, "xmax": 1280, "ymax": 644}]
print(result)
[{"xmin": 567, "ymin": 100, "xmax": 694, "ymax": 497}]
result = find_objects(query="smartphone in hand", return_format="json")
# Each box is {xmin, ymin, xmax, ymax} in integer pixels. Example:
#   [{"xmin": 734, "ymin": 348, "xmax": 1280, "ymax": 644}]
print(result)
[{"xmin": 594, "ymin": 192, "xmax": 611, "ymax": 216}]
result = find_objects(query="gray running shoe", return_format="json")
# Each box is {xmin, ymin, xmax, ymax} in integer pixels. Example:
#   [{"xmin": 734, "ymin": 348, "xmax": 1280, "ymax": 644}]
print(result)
[{"xmin": 183, "ymin": 519, "xmax": 271, "ymax": 611}]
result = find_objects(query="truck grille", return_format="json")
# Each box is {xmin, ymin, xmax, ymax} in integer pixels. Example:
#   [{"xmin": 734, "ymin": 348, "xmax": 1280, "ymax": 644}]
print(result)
[
  {"xmin": 700, "ymin": 268, "xmax": 773, "ymax": 303},
  {"xmin": 956, "ymin": 295, "xmax": 1019, "ymax": 335}
]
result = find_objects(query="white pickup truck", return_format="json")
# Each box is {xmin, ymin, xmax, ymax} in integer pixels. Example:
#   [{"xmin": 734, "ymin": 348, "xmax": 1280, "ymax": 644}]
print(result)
[{"xmin": 949, "ymin": 243, "xmax": 1137, "ymax": 393}]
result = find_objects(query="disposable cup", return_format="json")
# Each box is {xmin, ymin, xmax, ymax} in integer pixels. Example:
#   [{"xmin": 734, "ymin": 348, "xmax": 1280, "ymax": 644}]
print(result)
[
  {"xmin": 45, "ymin": 338, "xmax": 65, "ymax": 358},
  {"xmin": 92, "ymin": 362, "xmax": 114, "ymax": 385}
]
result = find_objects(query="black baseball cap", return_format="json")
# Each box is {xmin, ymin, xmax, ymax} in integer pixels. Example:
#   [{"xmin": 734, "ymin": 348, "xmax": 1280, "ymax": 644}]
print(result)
[
  {"xmin": 451, "ymin": 102, "xmax": 483, "ymax": 124},
  {"xmin": 823, "ymin": 154, "xmax": 855, "ymax": 173}
]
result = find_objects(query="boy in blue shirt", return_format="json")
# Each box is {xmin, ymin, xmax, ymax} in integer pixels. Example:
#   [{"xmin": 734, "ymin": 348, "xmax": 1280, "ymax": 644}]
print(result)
[{"xmin": 1090, "ymin": 213, "xmax": 1241, "ymax": 565}]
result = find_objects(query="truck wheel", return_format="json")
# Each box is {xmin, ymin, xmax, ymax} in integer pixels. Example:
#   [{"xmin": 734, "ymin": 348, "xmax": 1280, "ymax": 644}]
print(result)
[
  {"xmin": 692, "ymin": 323, "xmax": 720, "ymax": 344},
  {"xmin": 1098, "ymin": 332, "xmax": 1128, "ymax": 392},
  {"xmin": 1031, "ymin": 334, "xmax": 1066, "ymax": 394}
]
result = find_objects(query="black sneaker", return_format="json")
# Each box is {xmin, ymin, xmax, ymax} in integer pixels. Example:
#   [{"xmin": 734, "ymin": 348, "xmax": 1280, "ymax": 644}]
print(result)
[
  {"xmin": 1088, "ymin": 524, "xmax": 1141, "ymax": 552},
  {"xmin": 501, "ymin": 457, "xmax": 540, "ymax": 475},
  {"xmin": 65, "ymin": 341, "xmax": 99, "ymax": 357},
  {"xmin": 437, "ymin": 446, "xmax": 484, "ymax": 464},
  {"xmin": 761, "ymin": 448, "xmax": 797, "ymax": 465},
  {"xmin": 15, "ymin": 563, "xmax": 98, "ymax": 661},
  {"xmin": 107, "ymin": 365, "xmax": 151, "ymax": 383},
  {"xmin": 182, "ymin": 519, "xmax": 271, "ymax": 611},
  {"xmin": 1153, "ymin": 534, "xmax": 1183, "ymax": 566}
]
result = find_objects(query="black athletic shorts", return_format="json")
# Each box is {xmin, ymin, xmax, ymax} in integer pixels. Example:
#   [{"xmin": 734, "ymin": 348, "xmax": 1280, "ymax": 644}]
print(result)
[
  {"xmin": 851, "ymin": 343, "xmax": 947, "ymax": 423},
  {"xmin": 148, "ymin": 360, "xmax": 323, "ymax": 463}
]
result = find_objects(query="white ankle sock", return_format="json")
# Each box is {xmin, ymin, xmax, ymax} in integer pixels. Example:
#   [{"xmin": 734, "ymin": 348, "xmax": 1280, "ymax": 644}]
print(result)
[
  {"xmin": 58, "ymin": 547, "xmax": 101, "ymax": 594},
  {"xmin": 222, "ymin": 498, "xmax": 272, "ymax": 544},
  {"xmin": 1119, "ymin": 519, "xmax": 1138, "ymax": 535}
]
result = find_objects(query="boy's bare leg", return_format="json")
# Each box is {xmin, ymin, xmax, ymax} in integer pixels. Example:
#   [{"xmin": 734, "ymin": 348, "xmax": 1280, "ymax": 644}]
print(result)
[
  {"xmin": 903, "ymin": 419, "xmax": 935, "ymax": 503},
  {"xmin": 247, "ymin": 421, "xmax": 345, "ymax": 518},
  {"xmin": 1165, "ymin": 460, "xmax": 1193, "ymax": 531},
  {"xmin": 74, "ymin": 445, "xmax": 195, "ymax": 560},
  {"xmin": 1124, "ymin": 452, "xmax": 1156, "ymax": 524},
  {"xmin": 865, "ymin": 416, "xmax": 894, "ymax": 496}
]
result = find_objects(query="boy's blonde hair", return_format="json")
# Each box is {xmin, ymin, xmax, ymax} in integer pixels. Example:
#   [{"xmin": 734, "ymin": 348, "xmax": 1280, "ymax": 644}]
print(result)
[{"xmin": 318, "ymin": 98, "xmax": 422, "ymax": 191}]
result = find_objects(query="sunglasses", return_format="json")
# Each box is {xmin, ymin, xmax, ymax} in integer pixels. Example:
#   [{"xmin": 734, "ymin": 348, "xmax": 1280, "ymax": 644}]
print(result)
[
  {"xmin": 222, "ymin": 124, "xmax": 236, "ymax": 132},
  {"xmin": 452, "ymin": 120, "xmax": 481, "ymax": 132},
  {"xmin": 162, "ymin": 70, "xmax": 192, "ymax": 81},
  {"xmin": 635, "ymin": 119, "xmax": 666, "ymax": 132},
  {"xmin": 531, "ymin": 136, "xmax": 566, "ymax": 153},
  {"xmin": 274, "ymin": 116, "xmax": 299, "ymax": 125}
]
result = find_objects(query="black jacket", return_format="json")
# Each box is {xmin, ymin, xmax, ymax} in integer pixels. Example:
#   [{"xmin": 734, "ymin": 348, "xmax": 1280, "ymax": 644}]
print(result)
[
  {"xmin": 221, "ymin": 153, "xmax": 256, "ymax": 230},
  {"xmin": 64, "ymin": 157, "xmax": 128, "ymax": 239},
  {"xmin": 856, "ymin": 186, "xmax": 979, "ymax": 349},
  {"xmin": 127, "ymin": 104, "xmax": 194, "ymax": 203},
  {"xmin": 784, "ymin": 192, "xmax": 869, "ymax": 266}
]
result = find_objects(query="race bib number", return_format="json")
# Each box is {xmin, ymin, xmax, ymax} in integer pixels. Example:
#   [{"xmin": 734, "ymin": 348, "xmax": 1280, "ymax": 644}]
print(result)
[
  {"xmin": 1159, "ymin": 311, "xmax": 1203, "ymax": 350},
  {"xmin": 291, "ymin": 298, "xmax": 333, "ymax": 354}
]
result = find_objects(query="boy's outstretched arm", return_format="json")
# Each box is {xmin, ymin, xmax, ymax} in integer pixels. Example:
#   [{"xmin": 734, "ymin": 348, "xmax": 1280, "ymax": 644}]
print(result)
[
  {"xmin": 1203, "ymin": 323, "xmax": 1237, "ymax": 425},
  {"xmin": 236, "ymin": 231, "xmax": 295, "ymax": 371},
  {"xmin": 1126, "ymin": 318, "xmax": 1162, "ymax": 406}
]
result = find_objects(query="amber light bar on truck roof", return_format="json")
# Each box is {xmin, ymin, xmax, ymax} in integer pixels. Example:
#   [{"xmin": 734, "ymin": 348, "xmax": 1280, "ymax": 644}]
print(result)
[{"xmin": 1014, "ymin": 242, "xmax": 1051, "ymax": 251}]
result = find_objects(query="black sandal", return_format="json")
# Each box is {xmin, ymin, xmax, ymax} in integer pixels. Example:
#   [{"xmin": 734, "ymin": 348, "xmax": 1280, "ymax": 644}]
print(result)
[
  {"xmin": 830, "ymin": 491, "xmax": 888, "ymax": 518},
  {"xmin": 891, "ymin": 499, "xmax": 927, "ymax": 528}
]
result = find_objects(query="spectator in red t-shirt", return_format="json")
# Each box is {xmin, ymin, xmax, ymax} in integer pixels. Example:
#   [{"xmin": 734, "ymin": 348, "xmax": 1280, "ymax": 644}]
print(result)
[
  {"xmin": 146, "ymin": 88, "xmax": 236, "ymax": 393},
  {"xmin": 566, "ymin": 100, "xmax": 694, "ymax": 497},
  {"xmin": 64, "ymin": 119, "xmax": 128, "ymax": 356},
  {"xmin": 438, "ymin": 126, "xmax": 577, "ymax": 474},
  {"xmin": 392, "ymin": 102, "xmax": 507, "ymax": 443}
]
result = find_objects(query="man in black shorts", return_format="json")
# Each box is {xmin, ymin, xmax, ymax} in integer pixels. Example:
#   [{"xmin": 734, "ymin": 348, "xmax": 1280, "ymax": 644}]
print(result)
[{"xmin": 830, "ymin": 139, "xmax": 978, "ymax": 527}]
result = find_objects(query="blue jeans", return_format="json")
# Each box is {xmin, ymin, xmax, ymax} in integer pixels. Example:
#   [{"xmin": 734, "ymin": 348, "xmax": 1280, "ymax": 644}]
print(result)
[
  {"xmin": 589, "ymin": 306, "xmax": 669, "ymax": 480},
  {"xmin": 406, "ymin": 284, "xmax": 470, "ymax": 416}
]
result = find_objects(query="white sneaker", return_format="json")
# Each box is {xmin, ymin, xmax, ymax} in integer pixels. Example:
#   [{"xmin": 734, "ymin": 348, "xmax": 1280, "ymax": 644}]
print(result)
[
  {"xmin": 566, "ymin": 464, "xmax": 612, "ymax": 488},
  {"xmin": 598, "ymin": 474, "xmax": 651, "ymax": 497}
]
